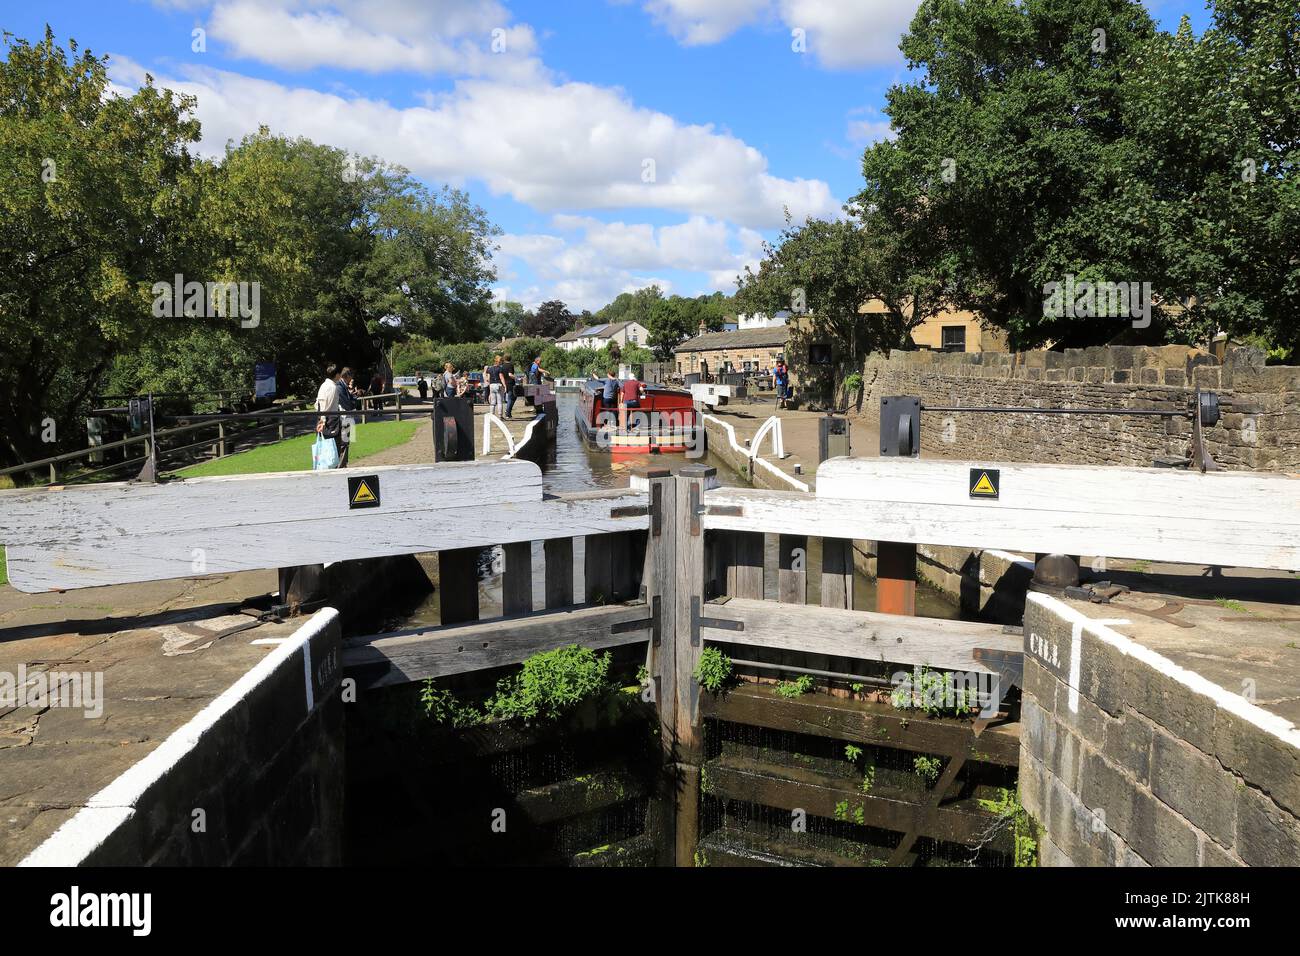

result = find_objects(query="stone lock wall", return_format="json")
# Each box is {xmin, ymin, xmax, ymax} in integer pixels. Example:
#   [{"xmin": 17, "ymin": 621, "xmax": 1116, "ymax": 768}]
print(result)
[
  {"xmin": 856, "ymin": 345, "xmax": 1300, "ymax": 471},
  {"xmin": 1019, "ymin": 594, "xmax": 1300, "ymax": 867},
  {"xmin": 23, "ymin": 610, "xmax": 345, "ymax": 867}
]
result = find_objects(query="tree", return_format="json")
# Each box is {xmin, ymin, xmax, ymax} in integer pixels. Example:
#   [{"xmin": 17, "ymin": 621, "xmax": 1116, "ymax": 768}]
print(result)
[
  {"xmin": 737, "ymin": 214, "xmax": 930, "ymax": 407},
  {"xmin": 645, "ymin": 294, "xmax": 728, "ymax": 360},
  {"xmin": 523, "ymin": 300, "xmax": 573, "ymax": 337},
  {"xmin": 487, "ymin": 300, "xmax": 527, "ymax": 340},
  {"xmin": 857, "ymin": 0, "xmax": 1163, "ymax": 347},
  {"xmin": 596, "ymin": 285, "xmax": 664, "ymax": 329},
  {"xmin": 0, "ymin": 29, "xmax": 204, "ymax": 470},
  {"xmin": 1120, "ymin": 0, "xmax": 1299, "ymax": 355}
]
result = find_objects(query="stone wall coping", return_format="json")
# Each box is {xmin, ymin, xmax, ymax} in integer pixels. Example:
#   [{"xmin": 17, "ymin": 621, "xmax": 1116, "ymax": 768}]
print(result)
[
  {"xmin": 1027, "ymin": 593, "xmax": 1300, "ymax": 752},
  {"xmin": 17, "ymin": 608, "xmax": 340, "ymax": 867}
]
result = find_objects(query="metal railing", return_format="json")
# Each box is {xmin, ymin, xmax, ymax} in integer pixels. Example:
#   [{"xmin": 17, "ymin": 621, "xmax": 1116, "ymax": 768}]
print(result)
[{"xmin": 1, "ymin": 391, "xmax": 413, "ymax": 485}]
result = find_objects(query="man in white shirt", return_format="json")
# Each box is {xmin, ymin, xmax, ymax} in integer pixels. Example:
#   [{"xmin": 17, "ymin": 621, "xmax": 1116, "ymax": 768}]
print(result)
[{"xmin": 315, "ymin": 365, "xmax": 342, "ymax": 465}]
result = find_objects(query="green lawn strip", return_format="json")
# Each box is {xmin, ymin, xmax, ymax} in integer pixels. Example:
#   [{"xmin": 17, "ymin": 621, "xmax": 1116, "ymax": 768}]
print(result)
[
  {"xmin": 0, "ymin": 546, "xmax": 7, "ymax": 587},
  {"xmin": 173, "ymin": 420, "xmax": 420, "ymax": 477}
]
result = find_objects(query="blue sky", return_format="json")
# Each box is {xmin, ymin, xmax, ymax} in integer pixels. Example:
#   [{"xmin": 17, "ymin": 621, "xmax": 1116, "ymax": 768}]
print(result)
[{"xmin": 3, "ymin": 0, "xmax": 1213, "ymax": 311}]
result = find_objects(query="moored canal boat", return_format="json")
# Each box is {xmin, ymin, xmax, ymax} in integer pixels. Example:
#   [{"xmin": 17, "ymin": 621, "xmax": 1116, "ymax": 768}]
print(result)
[{"xmin": 575, "ymin": 379, "xmax": 701, "ymax": 455}]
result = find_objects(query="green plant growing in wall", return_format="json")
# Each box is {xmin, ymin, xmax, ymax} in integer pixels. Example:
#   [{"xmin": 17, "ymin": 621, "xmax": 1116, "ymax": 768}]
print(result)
[
  {"xmin": 694, "ymin": 646, "xmax": 734, "ymax": 693},
  {"xmin": 913, "ymin": 755, "xmax": 942, "ymax": 785},
  {"xmin": 978, "ymin": 787, "xmax": 1039, "ymax": 867},
  {"xmin": 775, "ymin": 674, "xmax": 815, "ymax": 699},
  {"xmin": 483, "ymin": 645, "xmax": 613, "ymax": 723},
  {"xmin": 420, "ymin": 683, "xmax": 484, "ymax": 729},
  {"xmin": 844, "ymin": 744, "xmax": 863, "ymax": 762},
  {"xmin": 890, "ymin": 664, "xmax": 981, "ymax": 719},
  {"xmin": 860, "ymin": 765, "xmax": 876, "ymax": 794}
]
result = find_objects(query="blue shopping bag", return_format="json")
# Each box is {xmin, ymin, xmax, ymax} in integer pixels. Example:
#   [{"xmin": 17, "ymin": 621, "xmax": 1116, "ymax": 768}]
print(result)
[{"xmin": 312, "ymin": 435, "xmax": 339, "ymax": 470}]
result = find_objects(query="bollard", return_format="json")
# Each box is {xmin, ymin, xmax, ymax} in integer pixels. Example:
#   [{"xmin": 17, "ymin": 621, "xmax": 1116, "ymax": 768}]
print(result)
[{"xmin": 876, "ymin": 399, "xmax": 917, "ymax": 616}]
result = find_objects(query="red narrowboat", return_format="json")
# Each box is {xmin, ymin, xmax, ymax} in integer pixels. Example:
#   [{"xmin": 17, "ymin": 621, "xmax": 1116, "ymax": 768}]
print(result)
[{"xmin": 575, "ymin": 379, "xmax": 702, "ymax": 455}]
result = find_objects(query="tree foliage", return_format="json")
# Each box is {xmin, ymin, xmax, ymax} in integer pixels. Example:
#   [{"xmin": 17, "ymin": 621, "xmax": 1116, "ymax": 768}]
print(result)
[
  {"xmin": 645, "ymin": 291, "xmax": 733, "ymax": 360},
  {"xmin": 853, "ymin": 0, "xmax": 1298, "ymax": 350},
  {"xmin": 523, "ymin": 299, "xmax": 573, "ymax": 337},
  {"xmin": 0, "ymin": 28, "xmax": 202, "ymax": 467},
  {"xmin": 0, "ymin": 30, "xmax": 500, "ymax": 473}
]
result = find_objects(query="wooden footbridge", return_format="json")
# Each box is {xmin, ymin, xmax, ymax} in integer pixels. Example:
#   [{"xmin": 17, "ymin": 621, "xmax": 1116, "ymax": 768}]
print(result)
[{"xmin": 3, "ymin": 455, "xmax": 1297, "ymax": 865}]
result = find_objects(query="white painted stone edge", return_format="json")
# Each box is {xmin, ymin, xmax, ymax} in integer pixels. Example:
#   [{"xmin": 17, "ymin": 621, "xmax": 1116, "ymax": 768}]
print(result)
[
  {"xmin": 701, "ymin": 414, "xmax": 810, "ymax": 493},
  {"xmin": 1027, "ymin": 592, "xmax": 1300, "ymax": 752},
  {"xmin": 18, "ymin": 607, "xmax": 340, "ymax": 867}
]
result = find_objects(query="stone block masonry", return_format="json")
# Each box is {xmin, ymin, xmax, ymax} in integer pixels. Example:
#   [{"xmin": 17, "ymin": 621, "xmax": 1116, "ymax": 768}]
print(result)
[
  {"xmin": 857, "ymin": 345, "xmax": 1300, "ymax": 471},
  {"xmin": 1020, "ymin": 593, "xmax": 1300, "ymax": 867},
  {"xmin": 19, "ymin": 609, "xmax": 344, "ymax": 866}
]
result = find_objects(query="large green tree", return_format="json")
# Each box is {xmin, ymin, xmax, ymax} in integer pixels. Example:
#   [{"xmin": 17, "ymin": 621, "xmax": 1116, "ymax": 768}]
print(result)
[
  {"xmin": 523, "ymin": 300, "xmax": 573, "ymax": 338},
  {"xmin": 0, "ymin": 29, "xmax": 502, "ymax": 475},
  {"xmin": 0, "ymin": 29, "xmax": 203, "ymax": 468},
  {"xmin": 1121, "ymin": 0, "xmax": 1299, "ymax": 354},
  {"xmin": 645, "ymin": 292, "xmax": 732, "ymax": 359},
  {"xmin": 856, "ymin": 0, "xmax": 1297, "ymax": 351},
  {"xmin": 857, "ymin": 0, "xmax": 1162, "ymax": 348}
]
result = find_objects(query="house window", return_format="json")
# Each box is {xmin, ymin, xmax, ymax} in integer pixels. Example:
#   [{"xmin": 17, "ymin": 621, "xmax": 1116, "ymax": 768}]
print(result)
[{"xmin": 940, "ymin": 326, "xmax": 967, "ymax": 352}]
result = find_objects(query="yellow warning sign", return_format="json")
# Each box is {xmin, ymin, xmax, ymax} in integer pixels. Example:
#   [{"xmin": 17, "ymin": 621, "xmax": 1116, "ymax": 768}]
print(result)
[
  {"xmin": 348, "ymin": 474, "xmax": 381, "ymax": 509},
  {"xmin": 969, "ymin": 468, "xmax": 1000, "ymax": 499}
]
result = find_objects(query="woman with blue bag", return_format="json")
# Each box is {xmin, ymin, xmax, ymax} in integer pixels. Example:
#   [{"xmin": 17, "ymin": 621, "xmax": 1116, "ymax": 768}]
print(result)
[{"xmin": 313, "ymin": 364, "xmax": 342, "ymax": 470}]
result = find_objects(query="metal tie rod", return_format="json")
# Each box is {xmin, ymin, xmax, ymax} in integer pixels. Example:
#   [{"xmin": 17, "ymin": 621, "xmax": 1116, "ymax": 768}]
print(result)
[{"xmin": 920, "ymin": 404, "xmax": 1186, "ymax": 416}]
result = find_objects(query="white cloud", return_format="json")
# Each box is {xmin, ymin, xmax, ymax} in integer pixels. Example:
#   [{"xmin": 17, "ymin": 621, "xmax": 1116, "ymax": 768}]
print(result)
[
  {"xmin": 107, "ymin": 57, "xmax": 838, "ymax": 229},
  {"xmin": 203, "ymin": 0, "xmax": 540, "ymax": 78},
  {"xmin": 637, "ymin": 0, "xmax": 919, "ymax": 68},
  {"xmin": 491, "ymin": 215, "xmax": 759, "ymax": 310},
  {"xmin": 643, "ymin": 0, "xmax": 770, "ymax": 45}
]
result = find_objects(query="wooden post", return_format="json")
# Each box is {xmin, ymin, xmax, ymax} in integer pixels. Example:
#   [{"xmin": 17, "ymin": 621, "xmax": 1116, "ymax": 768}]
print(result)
[
  {"xmin": 218, "ymin": 422, "xmax": 226, "ymax": 459},
  {"xmin": 49, "ymin": 462, "xmax": 57, "ymax": 484},
  {"xmin": 643, "ymin": 469, "xmax": 677, "ymax": 865},
  {"xmin": 543, "ymin": 537, "xmax": 574, "ymax": 609},
  {"xmin": 672, "ymin": 465, "xmax": 712, "ymax": 866},
  {"xmin": 724, "ymin": 531, "xmax": 764, "ymax": 600},
  {"xmin": 438, "ymin": 547, "xmax": 480, "ymax": 624},
  {"xmin": 876, "ymin": 541, "xmax": 916, "ymax": 616},
  {"xmin": 821, "ymin": 536, "xmax": 853, "ymax": 609},
  {"xmin": 502, "ymin": 541, "xmax": 532, "ymax": 615},
  {"xmin": 584, "ymin": 533, "xmax": 613, "ymax": 604},
  {"xmin": 778, "ymin": 534, "xmax": 808, "ymax": 604},
  {"xmin": 395, "ymin": 390, "xmax": 403, "ymax": 422}
]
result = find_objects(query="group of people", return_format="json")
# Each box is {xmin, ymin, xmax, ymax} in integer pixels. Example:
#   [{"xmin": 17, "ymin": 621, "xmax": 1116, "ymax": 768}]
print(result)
[
  {"xmin": 314, "ymin": 364, "xmax": 365, "ymax": 467},
  {"xmin": 415, "ymin": 364, "xmax": 473, "ymax": 402},
  {"xmin": 600, "ymin": 367, "xmax": 643, "ymax": 430},
  {"xmin": 412, "ymin": 352, "xmax": 552, "ymax": 420}
]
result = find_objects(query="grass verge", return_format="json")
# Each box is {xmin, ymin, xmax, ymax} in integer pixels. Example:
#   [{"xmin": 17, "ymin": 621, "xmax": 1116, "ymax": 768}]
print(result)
[{"xmin": 174, "ymin": 419, "xmax": 420, "ymax": 478}]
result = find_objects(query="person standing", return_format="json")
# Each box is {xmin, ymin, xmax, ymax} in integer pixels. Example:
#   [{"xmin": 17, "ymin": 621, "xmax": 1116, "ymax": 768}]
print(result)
[
  {"xmin": 528, "ymin": 356, "xmax": 549, "ymax": 385},
  {"xmin": 501, "ymin": 352, "xmax": 517, "ymax": 419},
  {"xmin": 601, "ymin": 367, "xmax": 619, "ymax": 409},
  {"xmin": 335, "ymin": 367, "xmax": 359, "ymax": 467},
  {"xmin": 486, "ymin": 354, "xmax": 504, "ymax": 416},
  {"xmin": 618, "ymin": 370, "xmax": 641, "ymax": 432},
  {"xmin": 774, "ymin": 360, "xmax": 790, "ymax": 409},
  {"xmin": 417, "ymin": 375, "xmax": 428, "ymax": 402},
  {"xmin": 441, "ymin": 362, "xmax": 457, "ymax": 398},
  {"xmin": 315, "ymin": 363, "xmax": 342, "ymax": 467}
]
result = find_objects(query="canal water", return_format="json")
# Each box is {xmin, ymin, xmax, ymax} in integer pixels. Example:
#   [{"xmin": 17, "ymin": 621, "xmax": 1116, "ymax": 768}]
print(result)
[{"xmin": 390, "ymin": 392, "xmax": 957, "ymax": 626}]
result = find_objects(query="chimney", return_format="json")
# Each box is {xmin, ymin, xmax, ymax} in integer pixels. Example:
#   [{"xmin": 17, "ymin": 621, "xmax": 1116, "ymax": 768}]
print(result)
[{"xmin": 698, "ymin": 319, "xmax": 708, "ymax": 335}]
